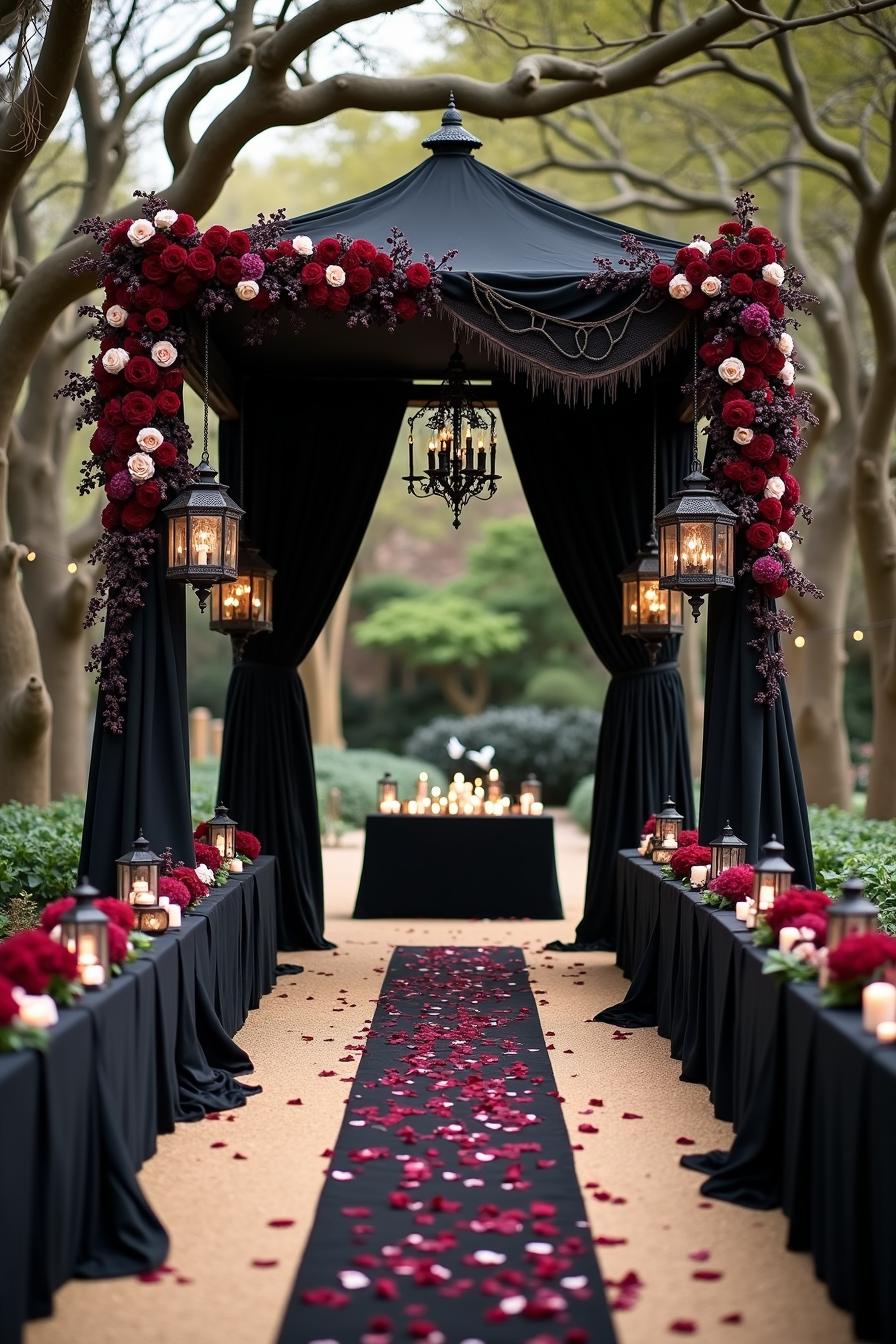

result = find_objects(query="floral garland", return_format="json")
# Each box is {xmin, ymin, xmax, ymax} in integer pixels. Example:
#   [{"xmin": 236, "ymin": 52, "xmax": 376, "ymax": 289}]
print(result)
[
  {"xmin": 583, "ymin": 193, "xmax": 821, "ymax": 705},
  {"xmin": 62, "ymin": 192, "xmax": 450, "ymax": 731}
]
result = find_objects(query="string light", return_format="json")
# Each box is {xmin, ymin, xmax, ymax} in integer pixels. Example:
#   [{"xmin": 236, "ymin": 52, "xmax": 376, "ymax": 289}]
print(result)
[
  {"xmin": 853, "ymin": 629, "xmax": 864, "ymax": 642},
  {"xmin": 789, "ymin": 620, "xmax": 890, "ymax": 647},
  {"xmin": 67, "ymin": 562, "xmax": 78, "ymax": 574},
  {"xmin": 794, "ymin": 635, "xmax": 806, "ymax": 648},
  {"xmin": 25, "ymin": 551, "xmax": 36, "ymax": 562}
]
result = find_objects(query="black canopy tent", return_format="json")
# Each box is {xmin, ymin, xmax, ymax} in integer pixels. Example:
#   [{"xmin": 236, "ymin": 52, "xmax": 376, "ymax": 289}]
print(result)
[{"xmin": 80, "ymin": 103, "xmax": 813, "ymax": 950}]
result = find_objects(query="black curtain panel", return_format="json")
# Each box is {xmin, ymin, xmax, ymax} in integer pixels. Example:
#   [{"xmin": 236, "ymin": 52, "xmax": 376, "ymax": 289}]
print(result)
[
  {"xmin": 700, "ymin": 585, "xmax": 814, "ymax": 884},
  {"xmin": 496, "ymin": 371, "xmax": 694, "ymax": 950},
  {"xmin": 81, "ymin": 542, "xmax": 194, "ymax": 893},
  {"xmin": 217, "ymin": 377, "xmax": 412, "ymax": 950}
]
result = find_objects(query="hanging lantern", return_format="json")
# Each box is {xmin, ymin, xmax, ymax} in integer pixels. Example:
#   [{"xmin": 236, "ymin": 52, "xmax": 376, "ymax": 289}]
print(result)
[
  {"xmin": 116, "ymin": 832, "xmax": 162, "ymax": 906},
  {"xmin": 58, "ymin": 877, "xmax": 109, "ymax": 989},
  {"xmin": 404, "ymin": 347, "xmax": 500, "ymax": 528},
  {"xmin": 209, "ymin": 538, "xmax": 276, "ymax": 661},
  {"xmin": 751, "ymin": 834, "xmax": 795, "ymax": 913},
  {"xmin": 709, "ymin": 820, "xmax": 748, "ymax": 881},
  {"xmin": 826, "ymin": 876, "xmax": 879, "ymax": 954},
  {"xmin": 652, "ymin": 797, "xmax": 683, "ymax": 864},
  {"xmin": 377, "ymin": 772, "xmax": 399, "ymax": 813},
  {"xmin": 656, "ymin": 470, "xmax": 737, "ymax": 621},
  {"xmin": 206, "ymin": 803, "xmax": 238, "ymax": 863},
  {"xmin": 164, "ymin": 319, "xmax": 243, "ymax": 611},
  {"xmin": 620, "ymin": 537, "xmax": 684, "ymax": 659}
]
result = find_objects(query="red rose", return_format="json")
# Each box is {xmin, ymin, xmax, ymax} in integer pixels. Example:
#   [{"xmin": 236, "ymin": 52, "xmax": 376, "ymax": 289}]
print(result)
[
  {"xmin": 103, "ymin": 458, "xmax": 125, "ymax": 478},
  {"xmin": 699, "ymin": 339, "xmax": 732, "ymax": 367},
  {"xmin": 144, "ymin": 308, "xmax": 169, "ymax": 332},
  {"xmin": 718, "ymin": 221, "xmax": 742, "ymax": 236},
  {"xmin": 125, "ymin": 313, "xmax": 144, "ymax": 333},
  {"xmin": 101, "ymin": 502, "xmax": 122, "ymax": 529},
  {"xmin": 828, "ymin": 931, "xmax": 896, "ymax": 985},
  {"xmin": 741, "ymin": 367, "xmax": 767, "ymax": 392},
  {"xmin": 134, "ymin": 284, "xmax": 164, "ymax": 310},
  {"xmin": 341, "ymin": 250, "xmax": 361, "ymax": 272},
  {"xmin": 155, "ymin": 441, "xmax": 177, "ymax": 467},
  {"xmin": 121, "ymin": 391, "xmax": 156, "ymax": 425},
  {"xmin": 782, "ymin": 473, "xmax": 800, "ymax": 504},
  {"xmin": 394, "ymin": 295, "xmax": 419, "ymax": 322},
  {"xmin": 195, "ymin": 841, "xmax": 224, "ymax": 872},
  {"xmin": 733, "ymin": 243, "xmax": 761, "ymax": 270},
  {"xmin": 684, "ymin": 259, "xmax": 709, "ymax": 285},
  {"xmin": 780, "ymin": 507, "xmax": 797, "ymax": 530},
  {"xmin": 761, "ymin": 576, "xmax": 789, "ymax": 599},
  {"xmin": 173, "ymin": 273, "xmax": 199, "ymax": 298},
  {"xmin": 742, "ymin": 467, "xmax": 768, "ymax": 495},
  {"xmin": 169, "ymin": 213, "xmax": 196, "ymax": 239},
  {"xmin": 675, "ymin": 246, "xmax": 703, "ymax": 268},
  {"xmin": 122, "ymin": 336, "xmax": 142, "ymax": 356},
  {"xmin": 40, "ymin": 897, "xmax": 76, "ymax": 932},
  {"xmin": 327, "ymin": 286, "xmax": 350, "ymax": 311},
  {"xmin": 713, "ymin": 249, "xmax": 735, "ymax": 275},
  {"xmin": 0, "ymin": 929, "xmax": 77, "ymax": 995},
  {"xmin": 743, "ymin": 432, "xmax": 775, "ymax": 462},
  {"xmin": 373, "ymin": 252, "xmax": 394, "ymax": 276},
  {"xmin": 155, "ymin": 390, "xmax": 181, "ymax": 415},
  {"xmin": 300, "ymin": 261, "xmax": 324, "ymax": 287},
  {"xmin": 721, "ymin": 399, "xmax": 756, "ymax": 428},
  {"xmin": 763, "ymin": 888, "xmax": 830, "ymax": 938},
  {"xmin": 351, "ymin": 239, "xmax": 377, "ymax": 263},
  {"xmin": 186, "ymin": 247, "xmax": 216, "ymax": 281},
  {"xmin": 144, "ymin": 234, "xmax": 166, "ymax": 255},
  {"xmin": 94, "ymin": 897, "xmax": 136, "ymax": 933},
  {"xmin": 745, "ymin": 522, "xmax": 776, "ymax": 550},
  {"xmin": 762, "ymin": 348, "xmax": 787, "ymax": 375},
  {"xmin": 108, "ymin": 219, "xmax": 133, "ymax": 247},
  {"xmin": 236, "ymin": 829, "xmax": 261, "ymax": 861},
  {"xmin": 201, "ymin": 225, "xmax": 230, "ymax": 254},
  {"xmin": 275, "ymin": 240, "xmax": 293, "ymax": 256},
  {"xmin": 771, "ymin": 300, "xmax": 786, "ymax": 320},
  {"xmin": 316, "ymin": 237, "xmax": 342, "ymax": 264},
  {"xmin": 748, "ymin": 226, "xmax": 773, "ymax": 245},
  {"xmin": 729, "ymin": 272, "xmax": 754, "ymax": 296},
  {"xmin": 159, "ymin": 876, "xmax": 191, "ymax": 910},
  {"xmin": 141, "ymin": 257, "xmax": 166, "ymax": 283},
  {"xmin": 104, "ymin": 398, "xmax": 124, "ymax": 426},
  {"xmin": 306, "ymin": 284, "xmax": 328, "ymax": 308},
  {"xmin": 124, "ymin": 355, "xmax": 159, "ymax": 388},
  {"xmin": 740, "ymin": 336, "xmax": 769, "ymax": 364},
  {"xmin": 160, "ymin": 244, "xmax": 187, "ymax": 273},
  {"xmin": 136, "ymin": 480, "xmax": 162, "ymax": 508},
  {"xmin": 0, "ymin": 974, "xmax": 18, "ymax": 1026},
  {"xmin": 226, "ymin": 230, "xmax": 251, "ymax": 256},
  {"xmin": 106, "ymin": 923, "xmax": 129, "ymax": 964},
  {"xmin": 758, "ymin": 497, "xmax": 782, "ymax": 523},
  {"xmin": 723, "ymin": 460, "xmax": 750, "ymax": 483},
  {"xmin": 649, "ymin": 263, "xmax": 674, "ymax": 288},
  {"xmin": 752, "ymin": 280, "xmax": 778, "ymax": 304},
  {"xmin": 169, "ymin": 865, "xmax": 207, "ymax": 903},
  {"xmin": 121, "ymin": 501, "xmax": 156, "ymax": 531},
  {"xmin": 759, "ymin": 244, "xmax": 778, "ymax": 265},
  {"xmin": 347, "ymin": 266, "xmax": 372, "ymax": 294}
]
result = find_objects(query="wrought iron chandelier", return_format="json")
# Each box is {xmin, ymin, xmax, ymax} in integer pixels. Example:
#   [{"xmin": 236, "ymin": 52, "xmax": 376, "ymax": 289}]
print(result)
[{"xmin": 404, "ymin": 347, "xmax": 500, "ymax": 529}]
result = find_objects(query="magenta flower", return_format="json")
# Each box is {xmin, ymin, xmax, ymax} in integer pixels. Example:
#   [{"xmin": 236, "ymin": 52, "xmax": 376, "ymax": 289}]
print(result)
[
  {"xmin": 240, "ymin": 253, "xmax": 266, "ymax": 281},
  {"xmin": 739, "ymin": 302, "xmax": 771, "ymax": 334},
  {"xmin": 751, "ymin": 554, "xmax": 783, "ymax": 584},
  {"xmin": 107, "ymin": 469, "xmax": 134, "ymax": 501}
]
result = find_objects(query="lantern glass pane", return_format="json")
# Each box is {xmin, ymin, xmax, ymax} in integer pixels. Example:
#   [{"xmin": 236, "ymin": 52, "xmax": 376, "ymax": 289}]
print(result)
[
  {"xmin": 169, "ymin": 514, "xmax": 187, "ymax": 570},
  {"xmin": 715, "ymin": 522, "xmax": 731, "ymax": 578},
  {"xmin": 660, "ymin": 817, "xmax": 680, "ymax": 844},
  {"xmin": 670, "ymin": 589, "xmax": 683, "ymax": 623},
  {"xmin": 640, "ymin": 579, "xmax": 669, "ymax": 626},
  {"xmin": 623, "ymin": 579, "xmax": 639, "ymax": 631},
  {"xmin": 680, "ymin": 522, "xmax": 714, "ymax": 578},
  {"xmin": 660, "ymin": 524, "xmax": 678, "ymax": 582},
  {"xmin": 191, "ymin": 515, "xmax": 221, "ymax": 568},
  {"xmin": 224, "ymin": 518, "xmax": 239, "ymax": 571}
]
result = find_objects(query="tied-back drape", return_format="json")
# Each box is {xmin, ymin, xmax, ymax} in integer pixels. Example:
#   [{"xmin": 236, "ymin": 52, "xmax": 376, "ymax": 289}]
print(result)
[
  {"xmin": 217, "ymin": 377, "xmax": 412, "ymax": 950},
  {"xmin": 496, "ymin": 374, "xmax": 695, "ymax": 950},
  {"xmin": 81, "ymin": 543, "xmax": 194, "ymax": 891}
]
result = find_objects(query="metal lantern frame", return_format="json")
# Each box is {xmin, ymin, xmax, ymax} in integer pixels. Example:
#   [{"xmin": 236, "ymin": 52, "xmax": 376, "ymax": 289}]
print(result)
[
  {"xmin": 652, "ymin": 796, "xmax": 683, "ymax": 863},
  {"xmin": 377, "ymin": 771, "xmax": 399, "ymax": 811},
  {"xmin": 206, "ymin": 802, "xmax": 238, "ymax": 862},
  {"xmin": 826, "ymin": 876, "xmax": 880, "ymax": 954},
  {"xmin": 134, "ymin": 904, "xmax": 170, "ymax": 936},
  {"xmin": 58, "ymin": 877, "xmax": 110, "ymax": 989},
  {"xmin": 163, "ymin": 319, "xmax": 244, "ymax": 611},
  {"xmin": 208, "ymin": 537, "xmax": 276, "ymax": 662},
  {"xmin": 116, "ymin": 832, "xmax": 162, "ymax": 905},
  {"xmin": 520, "ymin": 773, "xmax": 543, "ymax": 805},
  {"xmin": 403, "ymin": 347, "xmax": 500, "ymax": 529},
  {"xmin": 751, "ymin": 834, "xmax": 795, "ymax": 912},
  {"xmin": 709, "ymin": 820, "xmax": 748, "ymax": 881}
]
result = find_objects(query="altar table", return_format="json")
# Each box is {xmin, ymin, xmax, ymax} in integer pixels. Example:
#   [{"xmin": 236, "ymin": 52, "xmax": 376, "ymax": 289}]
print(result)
[{"xmin": 352, "ymin": 814, "xmax": 563, "ymax": 919}]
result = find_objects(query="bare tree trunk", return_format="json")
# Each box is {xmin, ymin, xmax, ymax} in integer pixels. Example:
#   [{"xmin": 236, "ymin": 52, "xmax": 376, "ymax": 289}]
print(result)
[
  {"xmin": 678, "ymin": 622, "xmax": 704, "ymax": 780},
  {"xmin": 299, "ymin": 576, "xmax": 353, "ymax": 746},
  {"xmin": 435, "ymin": 664, "xmax": 489, "ymax": 716}
]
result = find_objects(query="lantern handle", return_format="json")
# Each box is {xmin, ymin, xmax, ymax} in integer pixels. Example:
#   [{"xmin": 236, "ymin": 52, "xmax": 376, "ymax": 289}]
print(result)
[
  {"xmin": 200, "ymin": 317, "xmax": 211, "ymax": 470},
  {"xmin": 649, "ymin": 388, "xmax": 658, "ymax": 546},
  {"xmin": 691, "ymin": 320, "xmax": 701, "ymax": 475}
]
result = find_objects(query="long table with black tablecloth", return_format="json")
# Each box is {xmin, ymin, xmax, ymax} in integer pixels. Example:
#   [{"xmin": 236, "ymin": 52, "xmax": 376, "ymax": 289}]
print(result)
[
  {"xmin": 352, "ymin": 813, "xmax": 563, "ymax": 919},
  {"xmin": 597, "ymin": 850, "xmax": 896, "ymax": 1343},
  {"xmin": 0, "ymin": 856, "xmax": 278, "ymax": 1344}
]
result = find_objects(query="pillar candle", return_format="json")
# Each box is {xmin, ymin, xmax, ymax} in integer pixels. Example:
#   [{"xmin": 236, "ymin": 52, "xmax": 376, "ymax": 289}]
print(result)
[
  {"xmin": 778, "ymin": 926, "xmax": 802, "ymax": 955},
  {"xmin": 80, "ymin": 965, "xmax": 106, "ymax": 988},
  {"xmin": 134, "ymin": 892, "xmax": 156, "ymax": 906},
  {"xmin": 862, "ymin": 981, "xmax": 896, "ymax": 1033},
  {"xmin": 876, "ymin": 1021, "xmax": 896, "ymax": 1044},
  {"xmin": 735, "ymin": 901, "xmax": 749, "ymax": 922},
  {"xmin": 745, "ymin": 899, "xmax": 758, "ymax": 930},
  {"xmin": 690, "ymin": 865, "xmax": 708, "ymax": 889},
  {"xmin": 166, "ymin": 904, "xmax": 182, "ymax": 929}
]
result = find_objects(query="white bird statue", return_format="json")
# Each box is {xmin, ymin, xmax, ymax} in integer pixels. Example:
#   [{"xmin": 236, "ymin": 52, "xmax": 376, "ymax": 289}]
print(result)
[
  {"xmin": 447, "ymin": 736, "xmax": 466, "ymax": 760},
  {"xmin": 466, "ymin": 745, "xmax": 495, "ymax": 771}
]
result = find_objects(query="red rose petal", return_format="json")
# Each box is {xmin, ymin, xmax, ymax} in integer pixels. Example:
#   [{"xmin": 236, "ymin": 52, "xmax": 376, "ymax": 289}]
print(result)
[
  {"xmin": 251, "ymin": 1259, "xmax": 279, "ymax": 1268},
  {"xmin": 210, "ymin": 1141, "xmax": 227, "ymax": 1149},
  {"xmin": 669, "ymin": 1321, "xmax": 698, "ymax": 1334},
  {"xmin": 287, "ymin": 1098, "xmax": 303, "ymax": 1106},
  {"xmin": 689, "ymin": 1250, "xmax": 711, "ymax": 1261},
  {"xmin": 621, "ymin": 1112, "xmax": 643, "ymax": 1120},
  {"xmin": 676, "ymin": 1136, "xmax": 696, "ymax": 1145},
  {"xmin": 693, "ymin": 1270, "xmax": 723, "ymax": 1281},
  {"xmin": 233, "ymin": 1152, "xmax": 248, "ymax": 1160},
  {"xmin": 721, "ymin": 1313, "xmax": 743, "ymax": 1324},
  {"xmin": 267, "ymin": 1219, "xmax": 295, "ymax": 1228}
]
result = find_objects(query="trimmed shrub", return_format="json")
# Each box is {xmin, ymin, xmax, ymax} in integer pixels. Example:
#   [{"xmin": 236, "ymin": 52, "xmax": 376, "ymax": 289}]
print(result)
[
  {"xmin": 406, "ymin": 706, "xmax": 601, "ymax": 804},
  {"xmin": 568, "ymin": 775, "xmax": 595, "ymax": 832},
  {"xmin": 522, "ymin": 667, "xmax": 606, "ymax": 709},
  {"xmin": 809, "ymin": 805, "xmax": 896, "ymax": 933},
  {"xmin": 313, "ymin": 747, "xmax": 446, "ymax": 832},
  {"xmin": 0, "ymin": 797, "xmax": 84, "ymax": 910}
]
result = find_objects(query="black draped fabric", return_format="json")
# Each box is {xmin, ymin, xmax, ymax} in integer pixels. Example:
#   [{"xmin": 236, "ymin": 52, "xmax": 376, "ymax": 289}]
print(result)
[
  {"xmin": 497, "ymin": 374, "xmax": 694, "ymax": 948},
  {"xmin": 81, "ymin": 542, "xmax": 194, "ymax": 889},
  {"xmin": 699, "ymin": 586, "xmax": 813, "ymax": 883},
  {"xmin": 217, "ymin": 379, "xmax": 412, "ymax": 950}
]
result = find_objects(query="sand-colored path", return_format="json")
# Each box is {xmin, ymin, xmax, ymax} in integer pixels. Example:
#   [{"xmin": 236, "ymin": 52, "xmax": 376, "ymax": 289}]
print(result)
[{"xmin": 27, "ymin": 814, "xmax": 853, "ymax": 1344}]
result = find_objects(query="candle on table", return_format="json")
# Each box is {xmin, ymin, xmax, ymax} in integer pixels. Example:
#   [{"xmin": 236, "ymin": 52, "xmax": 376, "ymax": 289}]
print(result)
[
  {"xmin": 229, "ymin": 857, "xmax": 243, "ymax": 872},
  {"xmin": 530, "ymin": 801, "xmax": 544, "ymax": 816},
  {"xmin": 876, "ymin": 1021, "xmax": 896, "ymax": 1044},
  {"xmin": 520, "ymin": 792, "xmax": 534, "ymax": 816},
  {"xmin": 166, "ymin": 904, "xmax": 182, "ymax": 928},
  {"xmin": 778, "ymin": 926, "xmax": 802, "ymax": 955},
  {"xmin": 745, "ymin": 899, "xmax": 758, "ymax": 930},
  {"xmin": 690, "ymin": 865, "xmax": 708, "ymax": 889},
  {"xmin": 862, "ymin": 981, "xmax": 896, "ymax": 1033},
  {"xmin": 637, "ymin": 836, "xmax": 650, "ymax": 856},
  {"xmin": 158, "ymin": 895, "xmax": 170, "ymax": 908},
  {"xmin": 735, "ymin": 900, "xmax": 749, "ymax": 922}
]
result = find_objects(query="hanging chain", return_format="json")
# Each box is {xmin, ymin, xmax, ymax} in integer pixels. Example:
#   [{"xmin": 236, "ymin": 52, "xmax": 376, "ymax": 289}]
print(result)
[
  {"xmin": 201, "ymin": 317, "xmax": 211, "ymax": 469},
  {"xmin": 692, "ymin": 322, "xmax": 700, "ymax": 474}
]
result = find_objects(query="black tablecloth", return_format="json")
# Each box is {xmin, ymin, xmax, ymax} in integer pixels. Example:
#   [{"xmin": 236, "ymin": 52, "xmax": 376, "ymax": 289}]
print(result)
[
  {"xmin": 0, "ymin": 857, "xmax": 278, "ymax": 1344},
  {"xmin": 598, "ymin": 851, "xmax": 896, "ymax": 1343},
  {"xmin": 352, "ymin": 814, "xmax": 563, "ymax": 919}
]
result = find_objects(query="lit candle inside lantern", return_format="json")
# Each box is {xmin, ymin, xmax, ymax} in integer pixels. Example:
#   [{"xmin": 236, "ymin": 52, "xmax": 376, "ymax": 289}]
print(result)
[
  {"xmin": 132, "ymin": 879, "xmax": 148, "ymax": 894},
  {"xmin": 215, "ymin": 836, "xmax": 226, "ymax": 856},
  {"xmin": 81, "ymin": 964, "xmax": 106, "ymax": 988},
  {"xmin": 689, "ymin": 865, "xmax": 708, "ymax": 889},
  {"xmin": 876, "ymin": 1021, "xmax": 896, "ymax": 1044},
  {"xmin": 758, "ymin": 882, "xmax": 776, "ymax": 911},
  {"xmin": 777, "ymin": 926, "xmax": 802, "ymax": 955},
  {"xmin": 862, "ymin": 982, "xmax": 896, "ymax": 1033},
  {"xmin": 134, "ymin": 891, "xmax": 156, "ymax": 906}
]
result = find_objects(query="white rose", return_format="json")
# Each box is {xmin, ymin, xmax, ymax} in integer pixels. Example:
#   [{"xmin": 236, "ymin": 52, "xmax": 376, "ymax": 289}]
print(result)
[
  {"xmin": 325, "ymin": 264, "xmax": 346, "ymax": 288},
  {"xmin": 127, "ymin": 451, "xmax": 156, "ymax": 482},
  {"xmin": 780, "ymin": 359, "xmax": 795, "ymax": 386},
  {"xmin": 777, "ymin": 332, "xmax": 794, "ymax": 356},
  {"xmin": 195, "ymin": 863, "xmax": 215, "ymax": 886},
  {"xmin": 765, "ymin": 475, "xmax": 786, "ymax": 500},
  {"xmin": 762, "ymin": 262, "xmax": 785, "ymax": 287},
  {"xmin": 668, "ymin": 274, "xmax": 692, "ymax": 300},
  {"xmin": 292, "ymin": 235, "xmax": 313, "ymax": 256},
  {"xmin": 136, "ymin": 427, "xmax": 164, "ymax": 453},
  {"xmin": 150, "ymin": 340, "xmax": 178, "ymax": 368},
  {"xmin": 718, "ymin": 357, "xmax": 746, "ymax": 385},
  {"xmin": 776, "ymin": 531, "xmax": 793, "ymax": 553},
  {"xmin": 733, "ymin": 427, "xmax": 754, "ymax": 446},
  {"xmin": 701, "ymin": 276, "xmax": 722, "ymax": 297},
  {"xmin": 691, "ymin": 238, "xmax": 712, "ymax": 257},
  {"xmin": 106, "ymin": 305, "xmax": 128, "ymax": 329},
  {"xmin": 101, "ymin": 347, "xmax": 130, "ymax": 375},
  {"xmin": 153, "ymin": 209, "xmax": 179, "ymax": 231},
  {"xmin": 127, "ymin": 219, "xmax": 155, "ymax": 247},
  {"xmin": 235, "ymin": 280, "xmax": 259, "ymax": 302}
]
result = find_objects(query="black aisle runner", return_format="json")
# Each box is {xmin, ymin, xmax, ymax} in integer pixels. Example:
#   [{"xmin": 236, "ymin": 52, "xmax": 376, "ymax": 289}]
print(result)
[{"xmin": 279, "ymin": 946, "xmax": 615, "ymax": 1344}]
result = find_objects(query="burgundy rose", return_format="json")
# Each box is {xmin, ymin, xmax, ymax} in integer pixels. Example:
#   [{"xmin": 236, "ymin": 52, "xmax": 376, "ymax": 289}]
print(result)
[
  {"xmin": 721, "ymin": 399, "xmax": 756, "ymax": 428},
  {"xmin": 169, "ymin": 865, "xmax": 207, "ymax": 903},
  {"xmin": 733, "ymin": 242, "xmax": 761, "ymax": 270},
  {"xmin": 315, "ymin": 237, "xmax": 342, "ymax": 264},
  {"xmin": 236, "ymin": 829, "xmax": 261, "ymax": 860},
  {"xmin": 680, "ymin": 292, "xmax": 707, "ymax": 311},
  {"xmin": 154, "ymin": 441, "xmax": 177, "ymax": 467},
  {"xmin": 121, "ymin": 501, "xmax": 156, "ymax": 531},
  {"xmin": 90, "ymin": 425, "xmax": 115, "ymax": 454},
  {"xmin": 300, "ymin": 261, "xmax": 324, "ymax": 287},
  {"xmin": 169, "ymin": 213, "xmax": 197, "ymax": 239},
  {"xmin": 226, "ymin": 229, "xmax": 251, "ymax": 256},
  {"xmin": 144, "ymin": 234, "xmax": 166, "ymax": 255},
  {"xmin": 675, "ymin": 246, "xmax": 703, "ymax": 267},
  {"xmin": 759, "ymin": 243, "xmax": 778, "ymax": 265},
  {"xmin": 740, "ymin": 336, "xmax": 769, "ymax": 364},
  {"xmin": 160, "ymin": 244, "xmax": 188, "ymax": 273},
  {"xmin": 347, "ymin": 266, "xmax": 372, "ymax": 294},
  {"xmin": 106, "ymin": 923, "xmax": 129, "ymax": 964},
  {"xmin": 136, "ymin": 480, "xmax": 162, "ymax": 508},
  {"xmin": 135, "ymin": 283, "xmax": 164, "ymax": 310},
  {"xmin": 828, "ymin": 931, "xmax": 896, "ymax": 984},
  {"xmin": 373, "ymin": 251, "xmax": 394, "ymax": 276},
  {"xmin": 762, "ymin": 575, "xmax": 789, "ymax": 598},
  {"xmin": 104, "ymin": 398, "xmax": 124, "ymax": 426},
  {"xmin": 115, "ymin": 425, "xmax": 137, "ymax": 452},
  {"xmin": 216, "ymin": 256, "xmax": 243, "ymax": 285},
  {"xmin": 684, "ymin": 259, "xmax": 709, "ymax": 285},
  {"xmin": 722, "ymin": 460, "xmax": 750, "ymax": 483},
  {"xmin": 752, "ymin": 280, "xmax": 779, "ymax": 304},
  {"xmin": 159, "ymin": 876, "xmax": 191, "ymax": 910},
  {"xmin": 718, "ymin": 221, "xmax": 742, "ymax": 236},
  {"xmin": 712, "ymin": 249, "xmax": 734, "ymax": 274},
  {"xmin": 141, "ymin": 256, "xmax": 166, "ymax": 283},
  {"xmin": 306, "ymin": 284, "xmax": 328, "ymax": 308},
  {"xmin": 0, "ymin": 929, "xmax": 77, "ymax": 995},
  {"xmin": 743, "ymin": 432, "xmax": 775, "ymax": 461},
  {"xmin": 125, "ymin": 313, "xmax": 144, "ymax": 333},
  {"xmin": 122, "ymin": 336, "xmax": 142, "ymax": 355},
  {"xmin": 771, "ymin": 299, "xmax": 786, "ymax": 320},
  {"xmin": 394, "ymin": 295, "xmax": 419, "ymax": 321},
  {"xmin": 780, "ymin": 506, "xmax": 797, "ymax": 530},
  {"xmin": 745, "ymin": 522, "xmax": 776, "ymax": 550},
  {"xmin": 350, "ymin": 239, "xmax": 377, "ymax": 262},
  {"xmin": 124, "ymin": 355, "xmax": 158, "ymax": 388},
  {"xmin": 107, "ymin": 219, "xmax": 133, "ymax": 247},
  {"xmin": 173, "ymin": 273, "xmax": 199, "ymax": 298},
  {"xmin": 161, "ymin": 369, "xmax": 184, "ymax": 390},
  {"xmin": 729, "ymin": 272, "xmax": 754, "ymax": 296},
  {"xmin": 758, "ymin": 497, "xmax": 782, "ymax": 523},
  {"xmin": 155, "ymin": 390, "xmax": 181, "ymax": 416},
  {"xmin": 121, "ymin": 391, "xmax": 156, "ymax": 425},
  {"xmin": 103, "ymin": 457, "xmax": 125, "ymax": 478},
  {"xmin": 195, "ymin": 841, "xmax": 224, "ymax": 871},
  {"xmin": 101, "ymin": 502, "xmax": 122, "ymax": 530},
  {"xmin": 186, "ymin": 247, "xmax": 216, "ymax": 280},
  {"xmin": 748, "ymin": 226, "xmax": 774, "ymax": 245},
  {"xmin": 95, "ymin": 897, "xmax": 136, "ymax": 933},
  {"xmin": 740, "ymin": 367, "xmax": 768, "ymax": 393},
  {"xmin": 201, "ymin": 225, "xmax": 230, "ymax": 254},
  {"xmin": 742, "ymin": 467, "xmax": 769, "ymax": 495},
  {"xmin": 327, "ymin": 287, "xmax": 350, "ymax": 311},
  {"xmin": 649, "ymin": 263, "xmax": 674, "ymax": 288},
  {"xmin": 144, "ymin": 308, "xmax": 169, "ymax": 332},
  {"xmin": 762, "ymin": 348, "xmax": 787, "ymax": 375},
  {"xmin": 782, "ymin": 473, "xmax": 800, "ymax": 504}
]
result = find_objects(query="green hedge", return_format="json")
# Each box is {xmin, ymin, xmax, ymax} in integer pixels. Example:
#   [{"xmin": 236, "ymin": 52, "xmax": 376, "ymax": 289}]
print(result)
[
  {"xmin": 313, "ymin": 747, "xmax": 446, "ymax": 831},
  {"xmin": 567, "ymin": 774, "xmax": 594, "ymax": 832},
  {"xmin": 0, "ymin": 797, "xmax": 84, "ymax": 913}
]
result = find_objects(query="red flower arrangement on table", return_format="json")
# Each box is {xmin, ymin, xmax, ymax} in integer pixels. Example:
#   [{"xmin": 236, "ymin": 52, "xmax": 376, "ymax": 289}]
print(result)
[
  {"xmin": 41, "ymin": 895, "xmax": 138, "ymax": 968},
  {"xmin": 823, "ymin": 931, "xmax": 896, "ymax": 1007},
  {"xmin": 0, "ymin": 927, "xmax": 81, "ymax": 1051},
  {"xmin": 668, "ymin": 843, "xmax": 711, "ymax": 880},
  {"xmin": 61, "ymin": 192, "xmax": 452, "ymax": 732},
  {"xmin": 753, "ymin": 888, "xmax": 830, "ymax": 948},
  {"xmin": 583, "ymin": 192, "xmax": 821, "ymax": 705}
]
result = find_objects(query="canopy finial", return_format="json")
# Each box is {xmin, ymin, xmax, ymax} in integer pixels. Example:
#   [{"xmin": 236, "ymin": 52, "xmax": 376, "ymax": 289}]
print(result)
[{"xmin": 421, "ymin": 94, "xmax": 483, "ymax": 156}]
